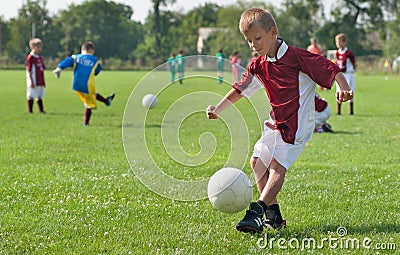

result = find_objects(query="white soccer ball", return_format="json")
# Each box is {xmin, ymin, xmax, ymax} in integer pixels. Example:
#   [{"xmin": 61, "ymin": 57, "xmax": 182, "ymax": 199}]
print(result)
[
  {"xmin": 142, "ymin": 94, "xmax": 158, "ymax": 109},
  {"xmin": 207, "ymin": 167, "xmax": 253, "ymax": 214}
]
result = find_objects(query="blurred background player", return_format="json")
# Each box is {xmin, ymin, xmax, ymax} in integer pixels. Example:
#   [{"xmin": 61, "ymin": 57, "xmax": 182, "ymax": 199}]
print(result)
[
  {"xmin": 314, "ymin": 93, "xmax": 334, "ymax": 133},
  {"xmin": 167, "ymin": 53, "xmax": 176, "ymax": 82},
  {"xmin": 230, "ymin": 51, "xmax": 242, "ymax": 82},
  {"xmin": 307, "ymin": 38, "xmax": 325, "ymax": 91},
  {"xmin": 176, "ymin": 49, "xmax": 185, "ymax": 84},
  {"xmin": 307, "ymin": 37, "xmax": 324, "ymax": 56},
  {"xmin": 335, "ymin": 33, "xmax": 356, "ymax": 115},
  {"xmin": 248, "ymin": 51, "xmax": 259, "ymax": 67},
  {"xmin": 26, "ymin": 38, "xmax": 46, "ymax": 113},
  {"xmin": 216, "ymin": 49, "xmax": 226, "ymax": 84},
  {"xmin": 53, "ymin": 41, "xmax": 115, "ymax": 126}
]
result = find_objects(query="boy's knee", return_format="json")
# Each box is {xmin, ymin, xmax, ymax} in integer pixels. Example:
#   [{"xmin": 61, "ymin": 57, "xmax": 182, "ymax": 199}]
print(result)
[{"xmin": 250, "ymin": 157, "xmax": 258, "ymax": 169}]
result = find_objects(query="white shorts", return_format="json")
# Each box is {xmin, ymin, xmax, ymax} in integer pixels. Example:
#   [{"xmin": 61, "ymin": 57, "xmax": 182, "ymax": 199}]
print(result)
[
  {"xmin": 336, "ymin": 72, "xmax": 355, "ymax": 102},
  {"xmin": 315, "ymin": 105, "xmax": 331, "ymax": 127},
  {"xmin": 252, "ymin": 128, "xmax": 307, "ymax": 170},
  {"xmin": 26, "ymin": 85, "xmax": 45, "ymax": 99}
]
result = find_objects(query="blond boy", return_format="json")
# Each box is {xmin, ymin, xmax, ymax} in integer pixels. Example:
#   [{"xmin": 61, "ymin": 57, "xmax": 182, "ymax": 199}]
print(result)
[
  {"xmin": 26, "ymin": 38, "xmax": 46, "ymax": 113},
  {"xmin": 206, "ymin": 8, "xmax": 353, "ymax": 233},
  {"xmin": 335, "ymin": 33, "xmax": 356, "ymax": 115}
]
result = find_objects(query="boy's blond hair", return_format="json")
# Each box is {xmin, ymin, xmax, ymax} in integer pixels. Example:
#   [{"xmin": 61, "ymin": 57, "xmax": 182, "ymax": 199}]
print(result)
[
  {"xmin": 29, "ymin": 38, "xmax": 42, "ymax": 49},
  {"xmin": 335, "ymin": 33, "xmax": 347, "ymax": 42},
  {"xmin": 239, "ymin": 8, "xmax": 277, "ymax": 34}
]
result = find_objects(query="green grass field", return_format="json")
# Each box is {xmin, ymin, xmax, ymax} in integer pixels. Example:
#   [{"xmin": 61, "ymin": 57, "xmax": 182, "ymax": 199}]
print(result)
[{"xmin": 0, "ymin": 69, "xmax": 399, "ymax": 254}]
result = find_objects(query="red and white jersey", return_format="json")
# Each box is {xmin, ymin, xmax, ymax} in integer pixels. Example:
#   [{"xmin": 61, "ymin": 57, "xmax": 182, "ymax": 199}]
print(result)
[
  {"xmin": 233, "ymin": 39, "xmax": 340, "ymax": 145},
  {"xmin": 26, "ymin": 52, "xmax": 46, "ymax": 87},
  {"xmin": 335, "ymin": 47, "xmax": 355, "ymax": 73},
  {"xmin": 315, "ymin": 94, "xmax": 328, "ymax": 112}
]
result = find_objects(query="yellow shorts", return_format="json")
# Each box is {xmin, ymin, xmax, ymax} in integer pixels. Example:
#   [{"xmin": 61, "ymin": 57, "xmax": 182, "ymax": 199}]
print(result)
[{"xmin": 75, "ymin": 91, "xmax": 97, "ymax": 109}]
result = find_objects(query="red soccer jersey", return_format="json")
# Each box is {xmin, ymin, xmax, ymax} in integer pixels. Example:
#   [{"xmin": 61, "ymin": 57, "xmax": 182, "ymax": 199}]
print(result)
[
  {"xmin": 315, "ymin": 94, "xmax": 328, "ymax": 112},
  {"xmin": 26, "ymin": 53, "xmax": 46, "ymax": 86},
  {"xmin": 233, "ymin": 39, "xmax": 340, "ymax": 144},
  {"xmin": 335, "ymin": 47, "xmax": 355, "ymax": 73}
]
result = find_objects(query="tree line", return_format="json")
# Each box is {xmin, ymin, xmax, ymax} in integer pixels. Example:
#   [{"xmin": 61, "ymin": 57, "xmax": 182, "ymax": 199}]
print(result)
[{"xmin": 0, "ymin": 0, "xmax": 399, "ymax": 69}]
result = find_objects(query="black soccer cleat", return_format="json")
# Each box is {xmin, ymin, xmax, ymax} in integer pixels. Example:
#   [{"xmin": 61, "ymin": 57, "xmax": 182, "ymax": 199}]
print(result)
[
  {"xmin": 105, "ymin": 93, "xmax": 115, "ymax": 106},
  {"xmin": 264, "ymin": 217, "xmax": 286, "ymax": 230},
  {"xmin": 236, "ymin": 202, "xmax": 264, "ymax": 233},
  {"xmin": 322, "ymin": 123, "xmax": 334, "ymax": 133}
]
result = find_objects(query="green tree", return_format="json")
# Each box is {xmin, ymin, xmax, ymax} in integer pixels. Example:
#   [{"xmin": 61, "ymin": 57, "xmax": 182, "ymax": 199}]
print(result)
[
  {"xmin": 56, "ymin": 0, "xmax": 142, "ymax": 61},
  {"xmin": 275, "ymin": 0, "xmax": 324, "ymax": 48},
  {"xmin": 151, "ymin": 0, "xmax": 176, "ymax": 57},
  {"xmin": 6, "ymin": 0, "xmax": 53, "ymax": 60}
]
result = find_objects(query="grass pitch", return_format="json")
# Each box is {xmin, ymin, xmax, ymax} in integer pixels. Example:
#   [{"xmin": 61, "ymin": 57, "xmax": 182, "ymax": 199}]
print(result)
[{"xmin": 0, "ymin": 70, "xmax": 399, "ymax": 254}]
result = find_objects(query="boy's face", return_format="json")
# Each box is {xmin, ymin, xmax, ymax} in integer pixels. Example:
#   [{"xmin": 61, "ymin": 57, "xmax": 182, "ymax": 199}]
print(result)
[
  {"xmin": 242, "ymin": 24, "xmax": 277, "ymax": 57},
  {"xmin": 335, "ymin": 38, "xmax": 346, "ymax": 49},
  {"xmin": 32, "ymin": 44, "xmax": 42, "ymax": 54}
]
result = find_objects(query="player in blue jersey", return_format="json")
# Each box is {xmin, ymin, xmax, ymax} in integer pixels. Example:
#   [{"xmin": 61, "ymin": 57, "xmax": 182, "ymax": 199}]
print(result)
[{"xmin": 53, "ymin": 41, "xmax": 115, "ymax": 126}]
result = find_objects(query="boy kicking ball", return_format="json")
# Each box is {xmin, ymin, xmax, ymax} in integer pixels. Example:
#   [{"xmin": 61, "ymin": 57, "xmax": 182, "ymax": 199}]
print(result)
[
  {"xmin": 206, "ymin": 8, "xmax": 353, "ymax": 233},
  {"xmin": 53, "ymin": 41, "xmax": 115, "ymax": 126}
]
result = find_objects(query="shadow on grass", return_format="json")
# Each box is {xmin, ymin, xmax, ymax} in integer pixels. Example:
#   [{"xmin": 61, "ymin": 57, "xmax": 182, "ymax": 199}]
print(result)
[
  {"xmin": 330, "ymin": 130, "xmax": 362, "ymax": 135},
  {"xmin": 145, "ymin": 124, "xmax": 163, "ymax": 128},
  {"xmin": 261, "ymin": 223, "xmax": 399, "ymax": 239},
  {"xmin": 320, "ymin": 224, "xmax": 400, "ymax": 235},
  {"xmin": 44, "ymin": 112, "xmax": 82, "ymax": 116},
  {"xmin": 314, "ymin": 130, "xmax": 362, "ymax": 135}
]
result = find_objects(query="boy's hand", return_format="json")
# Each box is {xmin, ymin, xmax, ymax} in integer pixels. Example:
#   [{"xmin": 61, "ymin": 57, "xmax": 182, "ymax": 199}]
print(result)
[
  {"xmin": 336, "ymin": 90, "xmax": 353, "ymax": 103},
  {"xmin": 206, "ymin": 105, "xmax": 218, "ymax": 119},
  {"xmin": 52, "ymin": 68, "xmax": 61, "ymax": 78}
]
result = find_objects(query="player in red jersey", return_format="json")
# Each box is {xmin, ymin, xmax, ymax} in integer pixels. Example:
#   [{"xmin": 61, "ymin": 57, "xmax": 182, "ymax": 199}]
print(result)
[
  {"xmin": 26, "ymin": 38, "xmax": 46, "ymax": 113},
  {"xmin": 314, "ymin": 94, "xmax": 333, "ymax": 133},
  {"xmin": 231, "ymin": 51, "xmax": 242, "ymax": 82},
  {"xmin": 307, "ymin": 37, "xmax": 324, "ymax": 56},
  {"xmin": 307, "ymin": 38, "xmax": 326, "ymax": 91},
  {"xmin": 335, "ymin": 33, "xmax": 356, "ymax": 115},
  {"xmin": 206, "ymin": 8, "xmax": 353, "ymax": 233}
]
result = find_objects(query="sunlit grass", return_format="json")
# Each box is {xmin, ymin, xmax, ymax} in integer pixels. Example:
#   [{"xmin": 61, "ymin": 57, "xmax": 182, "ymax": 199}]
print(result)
[{"xmin": 0, "ymin": 70, "xmax": 399, "ymax": 254}]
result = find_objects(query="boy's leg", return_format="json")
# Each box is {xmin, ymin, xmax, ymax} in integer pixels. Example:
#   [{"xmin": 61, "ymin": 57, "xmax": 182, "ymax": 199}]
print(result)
[
  {"xmin": 37, "ymin": 98, "xmax": 45, "ymax": 113},
  {"xmin": 27, "ymin": 98, "xmax": 34, "ymax": 113},
  {"xmin": 336, "ymin": 102, "xmax": 341, "ymax": 115},
  {"xmin": 236, "ymin": 158, "xmax": 286, "ymax": 233},
  {"xmin": 350, "ymin": 101, "xmax": 354, "ymax": 115},
  {"xmin": 178, "ymin": 72, "xmax": 183, "ymax": 84},
  {"xmin": 84, "ymin": 107, "xmax": 92, "ymax": 126},
  {"xmin": 96, "ymin": 93, "xmax": 107, "ymax": 103},
  {"xmin": 96, "ymin": 93, "xmax": 115, "ymax": 106},
  {"xmin": 259, "ymin": 159, "xmax": 286, "ymax": 229}
]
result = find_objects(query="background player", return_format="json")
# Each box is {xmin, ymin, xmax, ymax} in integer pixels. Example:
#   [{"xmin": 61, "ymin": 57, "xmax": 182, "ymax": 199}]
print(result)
[
  {"xmin": 53, "ymin": 41, "xmax": 115, "ymax": 126},
  {"xmin": 216, "ymin": 49, "xmax": 226, "ymax": 84},
  {"xmin": 176, "ymin": 49, "xmax": 185, "ymax": 84},
  {"xmin": 314, "ymin": 93, "xmax": 334, "ymax": 133},
  {"xmin": 167, "ymin": 53, "xmax": 176, "ymax": 82},
  {"xmin": 335, "ymin": 33, "xmax": 356, "ymax": 115},
  {"xmin": 26, "ymin": 38, "xmax": 46, "ymax": 113}
]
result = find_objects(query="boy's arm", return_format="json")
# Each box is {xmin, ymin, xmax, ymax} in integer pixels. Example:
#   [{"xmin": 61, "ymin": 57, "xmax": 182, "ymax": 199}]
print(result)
[
  {"xmin": 52, "ymin": 56, "xmax": 75, "ymax": 78},
  {"xmin": 335, "ymin": 72, "xmax": 353, "ymax": 103},
  {"xmin": 206, "ymin": 88, "xmax": 243, "ymax": 119}
]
